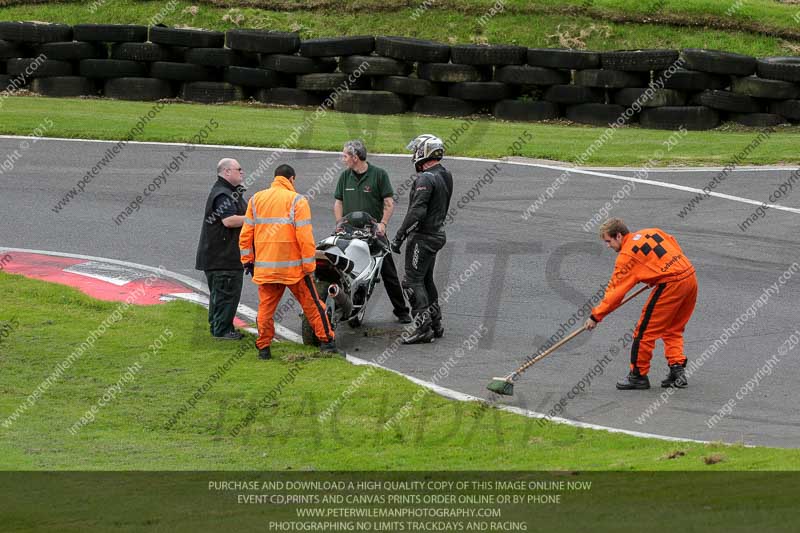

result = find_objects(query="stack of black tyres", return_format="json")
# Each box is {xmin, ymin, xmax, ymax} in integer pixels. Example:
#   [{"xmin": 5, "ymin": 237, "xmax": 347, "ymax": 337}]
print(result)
[
  {"xmin": 534, "ymin": 48, "xmax": 601, "ymax": 123},
  {"xmin": 151, "ymin": 25, "xmax": 240, "ymax": 103},
  {"xmin": 5, "ymin": 22, "xmax": 800, "ymax": 130},
  {"xmin": 758, "ymin": 57, "xmax": 800, "ymax": 122},
  {"xmin": 360, "ymin": 37, "xmax": 447, "ymax": 115},
  {"xmin": 440, "ymin": 45, "xmax": 525, "ymax": 116},
  {"xmin": 0, "ymin": 22, "xmax": 92, "ymax": 97},
  {"xmin": 296, "ymin": 35, "xmax": 380, "ymax": 108},
  {"xmin": 640, "ymin": 49, "xmax": 749, "ymax": 130},
  {"xmin": 228, "ymin": 29, "xmax": 308, "ymax": 106},
  {"xmin": 492, "ymin": 49, "xmax": 580, "ymax": 121},
  {"xmin": 562, "ymin": 50, "xmax": 665, "ymax": 126},
  {"xmin": 74, "ymin": 24, "xmax": 154, "ymax": 100},
  {"xmin": 370, "ymin": 37, "xmax": 466, "ymax": 116},
  {"xmin": 294, "ymin": 36, "xmax": 374, "ymax": 109}
]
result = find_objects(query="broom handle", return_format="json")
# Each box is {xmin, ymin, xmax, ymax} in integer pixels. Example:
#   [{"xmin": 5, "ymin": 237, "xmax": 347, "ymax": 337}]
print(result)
[
  {"xmin": 515, "ymin": 325, "xmax": 587, "ymax": 375},
  {"xmin": 513, "ymin": 284, "xmax": 650, "ymax": 377}
]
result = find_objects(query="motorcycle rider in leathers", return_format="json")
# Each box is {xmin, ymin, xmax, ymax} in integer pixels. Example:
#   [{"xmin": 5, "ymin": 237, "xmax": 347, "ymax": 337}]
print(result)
[{"xmin": 391, "ymin": 134, "xmax": 454, "ymax": 344}]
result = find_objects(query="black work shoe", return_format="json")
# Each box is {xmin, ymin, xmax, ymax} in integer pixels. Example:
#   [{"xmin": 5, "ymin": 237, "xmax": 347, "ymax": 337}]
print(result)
[
  {"xmin": 432, "ymin": 325, "xmax": 444, "ymax": 338},
  {"xmin": 661, "ymin": 364, "xmax": 688, "ymax": 388},
  {"xmin": 214, "ymin": 330, "xmax": 243, "ymax": 341},
  {"xmin": 616, "ymin": 371, "xmax": 650, "ymax": 390},
  {"xmin": 258, "ymin": 346, "xmax": 271, "ymax": 360},
  {"xmin": 320, "ymin": 341, "xmax": 344, "ymax": 356},
  {"xmin": 401, "ymin": 328, "xmax": 435, "ymax": 345},
  {"xmin": 394, "ymin": 311, "xmax": 413, "ymax": 324}
]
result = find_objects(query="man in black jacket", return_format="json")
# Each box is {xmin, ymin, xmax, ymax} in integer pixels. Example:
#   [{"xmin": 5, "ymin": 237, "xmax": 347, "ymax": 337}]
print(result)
[
  {"xmin": 391, "ymin": 134, "xmax": 454, "ymax": 344},
  {"xmin": 195, "ymin": 158, "xmax": 248, "ymax": 340}
]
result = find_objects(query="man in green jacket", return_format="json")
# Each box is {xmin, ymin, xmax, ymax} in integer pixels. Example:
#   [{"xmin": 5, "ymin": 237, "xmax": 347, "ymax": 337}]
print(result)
[{"xmin": 333, "ymin": 140, "xmax": 411, "ymax": 323}]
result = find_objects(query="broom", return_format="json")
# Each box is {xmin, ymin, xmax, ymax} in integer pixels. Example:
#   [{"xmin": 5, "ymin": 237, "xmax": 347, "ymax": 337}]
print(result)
[{"xmin": 487, "ymin": 285, "xmax": 649, "ymax": 396}]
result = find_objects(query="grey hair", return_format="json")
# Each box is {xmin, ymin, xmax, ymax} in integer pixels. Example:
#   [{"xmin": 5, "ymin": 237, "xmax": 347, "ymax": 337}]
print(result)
[
  {"xmin": 217, "ymin": 158, "xmax": 236, "ymax": 175},
  {"xmin": 343, "ymin": 140, "xmax": 367, "ymax": 161}
]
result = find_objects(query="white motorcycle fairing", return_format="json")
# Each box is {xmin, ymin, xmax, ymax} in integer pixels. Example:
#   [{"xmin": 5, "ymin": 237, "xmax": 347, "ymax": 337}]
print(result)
[{"xmin": 317, "ymin": 236, "xmax": 375, "ymax": 280}]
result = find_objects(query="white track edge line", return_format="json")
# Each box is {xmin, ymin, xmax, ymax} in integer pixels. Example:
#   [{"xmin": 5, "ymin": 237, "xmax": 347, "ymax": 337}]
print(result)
[
  {"xmin": 345, "ymin": 353, "xmax": 718, "ymax": 445},
  {"xmin": 5, "ymin": 135, "xmax": 797, "ymax": 214},
  {"xmin": 586, "ymin": 166, "xmax": 797, "ymax": 172},
  {"xmin": 0, "ymin": 246, "xmax": 721, "ymax": 445},
  {"xmin": 526, "ymin": 162, "xmax": 800, "ymax": 214}
]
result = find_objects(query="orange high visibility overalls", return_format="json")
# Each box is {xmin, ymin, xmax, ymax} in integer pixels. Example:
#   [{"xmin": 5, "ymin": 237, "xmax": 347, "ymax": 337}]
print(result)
[
  {"xmin": 239, "ymin": 175, "xmax": 333, "ymax": 349},
  {"xmin": 591, "ymin": 228, "xmax": 697, "ymax": 376}
]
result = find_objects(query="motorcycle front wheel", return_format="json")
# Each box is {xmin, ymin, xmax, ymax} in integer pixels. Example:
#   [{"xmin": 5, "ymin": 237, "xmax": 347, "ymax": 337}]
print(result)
[{"xmin": 347, "ymin": 303, "xmax": 367, "ymax": 328}]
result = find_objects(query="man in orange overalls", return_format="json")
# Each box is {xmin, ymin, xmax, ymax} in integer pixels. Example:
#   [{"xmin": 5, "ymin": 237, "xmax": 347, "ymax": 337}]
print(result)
[
  {"xmin": 585, "ymin": 218, "xmax": 697, "ymax": 390},
  {"xmin": 240, "ymin": 164, "xmax": 337, "ymax": 360}
]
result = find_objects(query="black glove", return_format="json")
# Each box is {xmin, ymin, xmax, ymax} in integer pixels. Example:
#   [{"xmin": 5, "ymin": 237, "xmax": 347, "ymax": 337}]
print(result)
[
  {"xmin": 390, "ymin": 238, "xmax": 403, "ymax": 254},
  {"xmin": 243, "ymin": 262, "xmax": 254, "ymax": 276}
]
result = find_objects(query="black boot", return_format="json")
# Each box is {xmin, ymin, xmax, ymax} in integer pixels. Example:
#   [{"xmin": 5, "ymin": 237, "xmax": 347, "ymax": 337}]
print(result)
[
  {"xmin": 429, "ymin": 302, "xmax": 444, "ymax": 338},
  {"xmin": 616, "ymin": 369, "xmax": 650, "ymax": 390},
  {"xmin": 401, "ymin": 284, "xmax": 435, "ymax": 344},
  {"xmin": 320, "ymin": 340, "xmax": 344, "ymax": 356},
  {"xmin": 661, "ymin": 363, "xmax": 688, "ymax": 388},
  {"xmin": 214, "ymin": 330, "xmax": 243, "ymax": 340},
  {"xmin": 258, "ymin": 346, "xmax": 271, "ymax": 360},
  {"xmin": 401, "ymin": 327, "xmax": 435, "ymax": 344},
  {"xmin": 394, "ymin": 310, "xmax": 412, "ymax": 324}
]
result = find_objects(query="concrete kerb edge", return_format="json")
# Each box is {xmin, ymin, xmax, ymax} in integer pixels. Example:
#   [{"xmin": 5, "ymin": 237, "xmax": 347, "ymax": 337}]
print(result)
[{"xmin": 1, "ymin": 247, "xmax": 725, "ymax": 446}]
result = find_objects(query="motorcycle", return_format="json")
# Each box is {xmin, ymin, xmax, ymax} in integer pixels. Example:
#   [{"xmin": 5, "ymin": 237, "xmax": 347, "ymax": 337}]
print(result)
[{"xmin": 300, "ymin": 211, "xmax": 389, "ymax": 346}]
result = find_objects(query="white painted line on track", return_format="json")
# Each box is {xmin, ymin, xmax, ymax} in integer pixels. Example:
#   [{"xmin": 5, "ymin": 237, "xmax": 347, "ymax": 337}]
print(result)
[
  {"xmin": 0, "ymin": 245, "xmax": 725, "ymax": 446},
  {"xmin": 63, "ymin": 261, "xmax": 143, "ymax": 286},
  {"xmin": 345, "ymin": 352, "xmax": 718, "ymax": 445},
  {"xmin": 519, "ymin": 162, "xmax": 800, "ymax": 215},
  {"xmin": 4, "ymin": 135, "xmax": 797, "ymax": 214},
  {"xmin": 587, "ymin": 166, "xmax": 797, "ymax": 172},
  {"xmin": 161, "ymin": 292, "xmax": 210, "ymax": 305}
]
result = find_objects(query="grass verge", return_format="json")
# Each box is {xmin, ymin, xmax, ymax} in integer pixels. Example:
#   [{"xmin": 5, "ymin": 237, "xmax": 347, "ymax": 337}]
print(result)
[
  {"xmin": 1, "ymin": 271, "xmax": 799, "ymax": 470},
  {"xmin": 3, "ymin": 95, "xmax": 799, "ymax": 166}
]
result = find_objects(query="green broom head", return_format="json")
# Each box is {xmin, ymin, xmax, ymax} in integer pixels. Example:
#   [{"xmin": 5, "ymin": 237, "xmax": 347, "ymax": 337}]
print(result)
[{"xmin": 487, "ymin": 376, "xmax": 514, "ymax": 396}]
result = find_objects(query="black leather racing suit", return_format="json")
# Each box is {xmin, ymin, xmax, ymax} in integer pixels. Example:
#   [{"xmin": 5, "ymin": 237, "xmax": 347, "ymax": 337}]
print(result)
[{"xmin": 394, "ymin": 163, "xmax": 453, "ymax": 331}]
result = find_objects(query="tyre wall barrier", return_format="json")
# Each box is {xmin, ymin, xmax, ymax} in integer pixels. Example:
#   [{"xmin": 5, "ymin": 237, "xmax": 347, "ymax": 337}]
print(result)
[{"xmin": 1, "ymin": 23, "xmax": 799, "ymax": 130}]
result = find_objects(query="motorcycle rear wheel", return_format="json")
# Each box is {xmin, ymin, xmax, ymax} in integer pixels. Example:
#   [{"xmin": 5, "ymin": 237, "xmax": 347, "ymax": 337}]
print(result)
[
  {"xmin": 301, "ymin": 280, "xmax": 334, "ymax": 345},
  {"xmin": 347, "ymin": 303, "xmax": 368, "ymax": 328},
  {"xmin": 301, "ymin": 314, "xmax": 320, "ymax": 346}
]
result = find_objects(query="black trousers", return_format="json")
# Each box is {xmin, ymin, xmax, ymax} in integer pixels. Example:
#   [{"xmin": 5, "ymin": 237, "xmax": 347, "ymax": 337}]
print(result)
[
  {"xmin": 378, "ymin": 235, "xmax": 409, "ymax": 315},
  {"xmin": 402, "ymin": 233, "xmax": 446, "ymax": 330},
  {"xmin": 205, "ymin": 269, "xmax": 243, "ymax": 337}
]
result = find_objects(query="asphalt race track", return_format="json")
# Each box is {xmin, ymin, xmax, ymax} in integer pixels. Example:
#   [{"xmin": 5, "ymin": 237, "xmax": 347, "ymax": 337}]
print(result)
[{"xmin": 2, "ymin": 134, "xmax": 799, "ymax": 447}]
